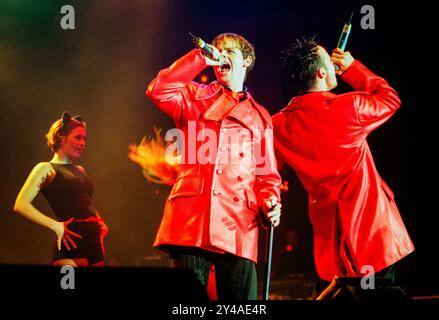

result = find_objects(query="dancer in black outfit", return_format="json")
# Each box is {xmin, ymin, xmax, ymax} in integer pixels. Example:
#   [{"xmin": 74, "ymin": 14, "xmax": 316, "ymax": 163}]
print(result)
[{"xmin": 14, "ymin": 112, "xmax": 108, "ymax": 266}]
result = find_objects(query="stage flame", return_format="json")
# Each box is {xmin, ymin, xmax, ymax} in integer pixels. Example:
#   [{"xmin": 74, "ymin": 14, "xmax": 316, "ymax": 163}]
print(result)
[{"xmin": 129, "ymin": 127, "xmax": 179, "ymax": 185}]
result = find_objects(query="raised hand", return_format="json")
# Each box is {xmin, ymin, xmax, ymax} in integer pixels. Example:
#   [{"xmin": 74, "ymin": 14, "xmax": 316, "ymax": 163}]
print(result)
[
  {"xmin": 331, "ymin": 48, "xmax": 355, "ymax": 76},
  {"xmin": 203, "ymin": 44, "xmax": 225, "ymax": 66}
]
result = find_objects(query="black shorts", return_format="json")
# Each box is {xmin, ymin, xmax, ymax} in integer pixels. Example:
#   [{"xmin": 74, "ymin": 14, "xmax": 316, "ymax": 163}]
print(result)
[{"xmin": 52, "ymin": 221, "xmax": 104, "ymax": 265}]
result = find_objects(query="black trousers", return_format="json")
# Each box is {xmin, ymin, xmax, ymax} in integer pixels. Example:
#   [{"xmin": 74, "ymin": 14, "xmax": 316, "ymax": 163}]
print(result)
[{"xmin": 170, "ymin": 246, "xmax": 257, "ymax": 300}]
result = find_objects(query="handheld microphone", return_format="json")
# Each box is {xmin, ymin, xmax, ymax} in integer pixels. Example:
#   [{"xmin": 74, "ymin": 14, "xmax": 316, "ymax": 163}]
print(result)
[
  {"xmin": 188, "ymin": 32, "xmax": 220, "ymax": 62},
  {"xmin": 334, "ymin": 12, "xmax": 353, "ymax": 70},
  {"xmin": 337, "ymin": 12, "xmax": 353, "ymax": 50}
]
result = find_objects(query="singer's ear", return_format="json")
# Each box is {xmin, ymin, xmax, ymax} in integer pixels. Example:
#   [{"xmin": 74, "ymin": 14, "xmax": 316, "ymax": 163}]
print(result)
[
  {"xmin": 316, "ymin": 67, "xmax": 326, "ymax": 79},
  {"xmin": 243, "ymin": 56, "xmax": 253, "ymax": 68}
]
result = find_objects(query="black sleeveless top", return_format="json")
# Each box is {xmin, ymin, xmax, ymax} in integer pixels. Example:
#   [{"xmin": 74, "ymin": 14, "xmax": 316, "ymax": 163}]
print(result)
[{"xmin": 40, "ymin": 163, "xmax": 97, "ymax": 221}]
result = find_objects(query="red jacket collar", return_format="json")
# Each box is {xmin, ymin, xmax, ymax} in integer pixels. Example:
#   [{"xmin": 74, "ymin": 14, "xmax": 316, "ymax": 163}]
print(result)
[
  {"xmin": 282, "ymin": 91, "xmax": 337, "ymax": 112},
  {"xmin": 198, "ymin": 81, "xmax": 272, "ymax": 126}
]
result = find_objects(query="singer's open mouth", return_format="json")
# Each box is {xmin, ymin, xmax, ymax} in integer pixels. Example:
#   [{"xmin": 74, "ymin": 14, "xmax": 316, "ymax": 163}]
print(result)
[{"xmin": 219, "ymin": 63, "xmax": 231, "ymax": 73}]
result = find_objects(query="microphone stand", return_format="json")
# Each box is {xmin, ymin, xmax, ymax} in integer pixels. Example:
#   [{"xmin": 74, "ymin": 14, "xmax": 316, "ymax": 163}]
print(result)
[{"xmin": 262, "ymin": 222, "xmax": 274, "ymax": 300}]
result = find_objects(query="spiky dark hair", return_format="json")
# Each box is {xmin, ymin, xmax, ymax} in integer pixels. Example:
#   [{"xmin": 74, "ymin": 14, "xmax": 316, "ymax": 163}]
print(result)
[{"xmin": 280, "ymin": 36, "xmax": 323, "ymax": 91}]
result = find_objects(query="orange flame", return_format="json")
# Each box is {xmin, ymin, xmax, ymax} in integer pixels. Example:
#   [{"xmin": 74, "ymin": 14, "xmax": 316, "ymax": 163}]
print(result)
[{"xmin": 128, "ymin": 127, "xmax": 179, "ymax": 185}]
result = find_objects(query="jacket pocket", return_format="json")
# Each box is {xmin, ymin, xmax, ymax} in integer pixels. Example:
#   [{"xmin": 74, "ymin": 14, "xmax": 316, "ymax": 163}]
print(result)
[
  {"xmin": 381, "ymin": 179, "xmax": 395, "ymax": 201},
  {"xmin": 244, "ymin": 189, "xmax": 259, "ymax": 213},
  {"xmin": 168, "ymin": 176, "xmax": 204, "ymax": 201}
]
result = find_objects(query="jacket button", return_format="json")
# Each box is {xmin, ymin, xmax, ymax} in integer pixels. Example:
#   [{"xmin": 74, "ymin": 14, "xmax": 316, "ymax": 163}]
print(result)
[
  {"xmin": 213, "ymin": 190, "xmax": 221, "ymax": 196},
  {"xmin": 216, "ymin": 169, "xmax": 223, "ymax": 175},
  {"xmin": 220, "ymin": 146, "xmax": 227, "ymax": 152},
  {"xmin": 237, "ymin": 176, "xmax": 243, "ymax": 182},
  {"xmin": 233, "ymin": 197, "xmax": 239, "ymax": 202},
  {"xmin": 222, "ymin": 128, "xmax": 228, "ymax": 133}
]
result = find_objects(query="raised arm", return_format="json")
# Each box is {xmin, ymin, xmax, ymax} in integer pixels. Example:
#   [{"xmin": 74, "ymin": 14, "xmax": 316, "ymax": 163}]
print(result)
[
  {"xmin": 332, "ymin": 48, "xmax": 401, "ymax": 133},
  {"xmin": 146, "ymin": 49, "xmax": 208, "ymax": 120}
]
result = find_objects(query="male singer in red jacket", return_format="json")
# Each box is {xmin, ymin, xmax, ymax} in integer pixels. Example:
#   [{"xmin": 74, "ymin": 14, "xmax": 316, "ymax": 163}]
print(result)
[
  {"xmin": 147, "ymin": 33, "xmax": 282, "ymax": 300},
  {"xmin": 273, "ymin": 37, "xmax": 414, "ymax": 293}
]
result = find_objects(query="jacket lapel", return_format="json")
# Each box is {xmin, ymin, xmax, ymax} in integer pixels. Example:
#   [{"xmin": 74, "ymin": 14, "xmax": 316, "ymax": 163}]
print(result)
[
  {"xmin": 202, "ymin": 93, "xmax": 237, "ymax": 121},
  {"xmin": 197, "ymin": 83, "xmax": 270, "ymax": 135},
  {"xmin": 226, "ymin": 100, "xmax": 260, "ymax": 135}
]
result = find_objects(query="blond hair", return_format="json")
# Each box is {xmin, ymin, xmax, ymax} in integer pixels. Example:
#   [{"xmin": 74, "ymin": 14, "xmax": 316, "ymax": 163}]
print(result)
[
  {"xmin": 46, "ymin": 117, "xmax": 85, "ymax": 152},
  {"xmin": 212, "ymin": 33, "xmax": 256, "ymax": 76}
]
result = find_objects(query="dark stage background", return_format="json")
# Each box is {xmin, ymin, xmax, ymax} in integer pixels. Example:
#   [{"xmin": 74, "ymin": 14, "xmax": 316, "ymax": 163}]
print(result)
[{"xmin": 1, "ymin": 0, "xmax": 432, "ymax": 296}]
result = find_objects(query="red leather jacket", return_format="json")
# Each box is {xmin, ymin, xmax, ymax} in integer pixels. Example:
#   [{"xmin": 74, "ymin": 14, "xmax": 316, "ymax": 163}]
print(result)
[
  {"xmin": 146, "ymin": 49, "xmax": 281, "ymax": 262},
  {"xmin": 273, "ymin": 60, "xmax": 414, "ymax": 280}
]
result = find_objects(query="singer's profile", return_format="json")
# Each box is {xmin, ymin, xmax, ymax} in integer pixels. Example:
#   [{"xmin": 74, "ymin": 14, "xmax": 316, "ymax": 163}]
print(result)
[
  {"xmin": 272, "ymin": 37, "xmax": 414, "ymax": 297},
  {"xmin": 143, "ymin": 32, "xmax": 282, "ymax": 300}
]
